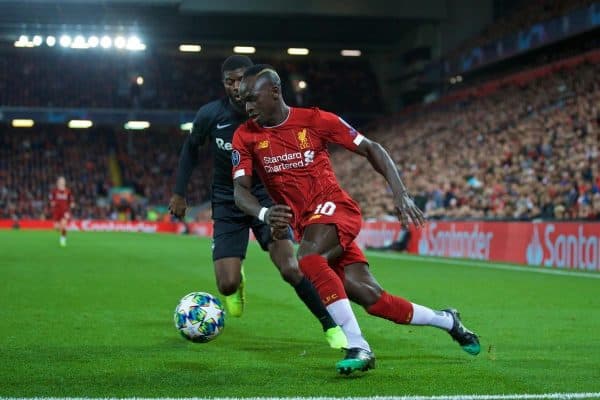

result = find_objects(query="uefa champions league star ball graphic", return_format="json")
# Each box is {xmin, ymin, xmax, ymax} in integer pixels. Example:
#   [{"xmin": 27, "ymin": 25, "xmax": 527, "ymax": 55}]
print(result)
[{"xmin": 174, "ymin": 292, "xmax": 225, "ymax": 343}]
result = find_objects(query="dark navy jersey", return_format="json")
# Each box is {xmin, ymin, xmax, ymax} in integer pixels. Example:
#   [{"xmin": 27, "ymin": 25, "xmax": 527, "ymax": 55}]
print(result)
[{"xmin": 190, "ymin": 97, "xmax": 267, "ymax": 210}]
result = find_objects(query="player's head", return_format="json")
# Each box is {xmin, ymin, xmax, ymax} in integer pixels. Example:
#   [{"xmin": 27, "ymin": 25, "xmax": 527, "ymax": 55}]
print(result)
[
  {"xmin": 222, "ymin": 55, "xmax": 254, "ymax": 111},
  {"xmin": 240, "ymin": 64, "xmax": 284, "ymax": 126},
  {"xmin": 57, "ymin": 176, "xmax": 66, "ymax": 189}
]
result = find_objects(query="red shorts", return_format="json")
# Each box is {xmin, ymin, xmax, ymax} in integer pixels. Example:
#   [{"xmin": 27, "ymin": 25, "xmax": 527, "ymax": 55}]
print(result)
[
  {"xmin": 296, "ymin": 193, "xmax": 362, "ymax": 248},
  {"xmin": 52, "ymin": 210, "xmax": 70, "ymax": 222},
  {"xmin": 296, "ymin": 193, "xmax": 368, "ymax": 278}
]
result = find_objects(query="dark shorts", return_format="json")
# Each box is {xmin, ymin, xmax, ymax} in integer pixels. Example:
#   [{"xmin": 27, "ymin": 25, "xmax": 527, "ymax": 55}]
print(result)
[{"xmin": 212, "ymin": 201, "xmax": 293, "ymax": 261}]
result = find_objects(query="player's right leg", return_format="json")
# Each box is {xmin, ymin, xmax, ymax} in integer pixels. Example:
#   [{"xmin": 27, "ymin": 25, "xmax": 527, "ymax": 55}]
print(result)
[
  {"xmin": 341, "ymin": 247, "xmax": 480, "ymax": 356},
  {"xmin": 252, "ymin": 222, "xmax": 346, "ymax": 349},
  {"xmin": 212, "ymin": 218, "xmax": 251, "ymax": 317},
  {"xmin": 297, "ymin": 224, "xmax": 374, "ymax": 374}
]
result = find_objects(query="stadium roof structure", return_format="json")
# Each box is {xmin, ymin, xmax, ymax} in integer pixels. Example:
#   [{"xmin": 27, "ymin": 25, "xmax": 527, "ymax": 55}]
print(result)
[{"xmin": 0, "ymin": 0, "xmax": 447, "ymax": 49}]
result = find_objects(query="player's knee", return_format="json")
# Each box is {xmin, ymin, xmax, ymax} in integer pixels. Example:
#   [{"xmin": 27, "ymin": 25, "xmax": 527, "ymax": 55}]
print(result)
[
  {"xmin": 363, "ymin": 285, "xmax": 384, "ymax": 308},
  {"xmin": 270, "ymin": 253, "xmax": 302, "ymax": 285},
  {"xmin": 216, "ymin": 279, "xmax": 239, "ymax": 296},
  {"xmin": 279, "ymin": 265, "xmax": 303, "ymax": 286},
  {"xmin": 296, "ymin": 240, "xmax": 322, "ymax": 261},
  {"xmin": 348, "ymin": 282, "xmax": 383, "ymax": 308}
]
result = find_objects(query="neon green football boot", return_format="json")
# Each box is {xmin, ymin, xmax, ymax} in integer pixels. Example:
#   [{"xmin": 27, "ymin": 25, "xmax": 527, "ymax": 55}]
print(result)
[
  {"xmin": 324, "ymin": 326, "xmax": 348, "ymax": 350},
  {"xmin": 225, "ymin": 267, "xmax": 245, "ymax": 317}
]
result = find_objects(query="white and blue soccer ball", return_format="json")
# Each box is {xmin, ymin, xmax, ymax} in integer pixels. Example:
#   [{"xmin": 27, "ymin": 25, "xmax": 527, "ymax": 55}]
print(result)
[{"xmin": 174, "ymin": 292, "xmax": 225, "ymax": 343}]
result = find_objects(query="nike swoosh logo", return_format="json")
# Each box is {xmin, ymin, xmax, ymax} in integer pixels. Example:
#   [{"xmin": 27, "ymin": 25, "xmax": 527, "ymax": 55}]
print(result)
[{"xmin": 216, "ymin": 123, "xmax": 232, "ymax": 129}]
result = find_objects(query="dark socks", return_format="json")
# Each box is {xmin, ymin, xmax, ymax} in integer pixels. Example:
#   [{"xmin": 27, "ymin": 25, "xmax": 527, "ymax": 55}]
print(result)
[{"xmin": 293, "ymin": 276, "xmax": 337, "ymax": 331}]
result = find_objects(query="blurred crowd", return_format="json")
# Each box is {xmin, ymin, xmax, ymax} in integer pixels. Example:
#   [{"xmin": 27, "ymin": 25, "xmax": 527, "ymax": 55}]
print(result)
[
  {"xmin": 0, "ymin": 52, "xmax": 382, "ymax": 114},
  {"xmin": 114, "ymin": 128, "xmax": 210, "ymax": 209},
  {"xmin": 2, "ymin": 57, "xmax": 598, "ymax": 222},
  {"xmin": 0, "ymin": 127, "xmax": 111, "ymax": 219},
  {"xmin": 1, "ymin": 29, "xmax": 599, "ymax": 222},
  {"xmin": 332, "ymin": 61, "xmax": 600, "ymax": 221},
  {"xmin": 275, "ymin": 59, "xmax": 383, "ymax": 114},
  {"xmin": 0, "ymin": 126, "xmax": 209, "ymax": 220}
]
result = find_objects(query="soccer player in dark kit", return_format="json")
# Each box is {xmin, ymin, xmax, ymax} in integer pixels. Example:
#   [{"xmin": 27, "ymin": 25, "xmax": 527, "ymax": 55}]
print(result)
[
  {"xmin": 232, "ymin": 65, "xmax": 480, "ymax": 375},
  {"xmin": 169, "ymin": 56, "xmax": 346, "ymax": 349}
]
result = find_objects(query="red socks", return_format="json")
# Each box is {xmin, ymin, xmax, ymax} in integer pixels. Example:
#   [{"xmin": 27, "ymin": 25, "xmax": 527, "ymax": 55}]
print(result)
[
  {"xmin": 367, "ymin": 291, "xmax": 414, "ymax": 324},
  {"xmin": 298, "ymin": 254, "xmax": 347, "ymax": 306},
  {"xmin": 298, "ymin": 255, "xmax": 413, "ymax": 325}
]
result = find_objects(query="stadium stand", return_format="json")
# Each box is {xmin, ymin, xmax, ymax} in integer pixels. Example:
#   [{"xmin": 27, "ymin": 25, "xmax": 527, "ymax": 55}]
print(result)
[
  {"xmin": 114, "ymin": 128, "xmax": 210, "ymax": 210},
  {"xmin": 2, "ymin": 51, "xmax": 597, "ymax": 221},
  {"xmin": 447, "ymin": 0, "xmax": 597, "ymax": 59},
  {"xmin": 0, "ymin": 0, "xmax": 597, "ymax": 222},
  {"xmin": 332, "ymin": 52, "xmax": 599, "ymax": 221},
  {"xmin": 0, "ymin": 52, "xmax": 381, "ymax": 114},
  {"xmin": 0, "ymin": 126, "xmax": 111, "ymax": 219},
  {"xmin": 0, "ymin": 126, "xmax": 209, "ymax": 220}
]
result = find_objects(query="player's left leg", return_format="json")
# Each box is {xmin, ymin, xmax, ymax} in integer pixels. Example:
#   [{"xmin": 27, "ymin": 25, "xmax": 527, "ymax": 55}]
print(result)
[
  {"xmin": 253, "ymin": 222, "xmax": 346, "ymax": 349},
  {"xmin": 213, "ymin": 257, "xmax": 245, "ymax": 317},
  {"xmin": 297, "ymin": 224, "xmax": 374, "ymax": 374},
  {"xmin": 341, "ymin": 248, "xmax": 480, "ymax": 356},
  {"xmin": 212, "ymin": 217, "xmax": 252, "ymax": 317},
  {"xmin": 59, "ymin": 217, "xmax": 68, "ymax": 247}
]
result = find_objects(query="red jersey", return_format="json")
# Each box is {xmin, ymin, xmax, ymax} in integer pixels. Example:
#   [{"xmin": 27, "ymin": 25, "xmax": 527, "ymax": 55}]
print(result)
[
  {"xmin": 232, "ymin": 107, "xmax": 365, "ymax": 233},
  {"xmin": 50, "ymin": 188, "xmax": 73, "ymax": 215}
]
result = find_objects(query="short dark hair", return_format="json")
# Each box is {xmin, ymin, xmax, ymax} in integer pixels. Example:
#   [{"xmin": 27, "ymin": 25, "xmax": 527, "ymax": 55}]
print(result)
[
  {"xmin": 221, "ymin": 55, "xmax": 253, "ymax": 76},
  {"xmin": 243, "ymin": 64, "xmax": 281, "ymax": 86}
]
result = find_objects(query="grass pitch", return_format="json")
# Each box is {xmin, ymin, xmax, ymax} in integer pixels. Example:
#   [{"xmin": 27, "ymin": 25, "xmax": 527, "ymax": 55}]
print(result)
[{"xmin": 0, "ymin": 230, "xmax": 599, "ymax": 397}]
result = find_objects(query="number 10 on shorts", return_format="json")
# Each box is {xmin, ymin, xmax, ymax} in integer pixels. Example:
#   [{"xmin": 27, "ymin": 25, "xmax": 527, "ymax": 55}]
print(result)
[{"xmin": 314, "ymin": 201, "xmax": 336, "ymax": 216}]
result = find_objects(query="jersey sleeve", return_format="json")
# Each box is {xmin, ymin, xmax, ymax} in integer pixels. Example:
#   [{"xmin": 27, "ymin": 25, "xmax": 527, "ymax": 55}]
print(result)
[
  {"xmin": 189, "ymin": 104, "xmax": 213, "ymax": 147},
  {"xmin": 315, "ymin": 109, "xmax": 365, "ymax": 151},
  {"xmin": 231, "ymin": 126, "xmax": 254, "ymax": 179}
]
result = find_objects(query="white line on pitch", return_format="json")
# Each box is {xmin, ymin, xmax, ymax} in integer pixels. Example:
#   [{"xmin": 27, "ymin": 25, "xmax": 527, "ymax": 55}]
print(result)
[
  {"xmin": 365, "ymin": 251, "xmax": 600, "ymax": 279},
  {"xmin": 3, "ymin": 393, "xmax": 600, "ymax": 400}
]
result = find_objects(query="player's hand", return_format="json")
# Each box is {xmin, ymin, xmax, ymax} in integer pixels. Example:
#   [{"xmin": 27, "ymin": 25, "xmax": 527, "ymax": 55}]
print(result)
[
  {"xmin": 271, "ymin": 225, "xmax": 290, "ymax": 241},
  {"xmin": 169, "ymin": 194, "xmax": 187, "ymax": 219},
  {"xmin": 265, "ymin": 205, "xmax": 292, "ymax": 229},
  {"xmin": 394, "ymin": 192, "xmax": 426, "ymax": 229}
]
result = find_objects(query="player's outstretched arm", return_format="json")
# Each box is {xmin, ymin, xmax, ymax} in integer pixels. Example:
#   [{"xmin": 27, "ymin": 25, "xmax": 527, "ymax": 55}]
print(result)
[
  {"xmin": 169, "ymin": 135, "xmax": 200, "ymax": 218},
  {"xmin": 355, "ymin": 137, "xmax": 426, "ymax": 229},
  {"xmin": 233, "ymin": 176, "xmax": 292, "ymax": 228}
]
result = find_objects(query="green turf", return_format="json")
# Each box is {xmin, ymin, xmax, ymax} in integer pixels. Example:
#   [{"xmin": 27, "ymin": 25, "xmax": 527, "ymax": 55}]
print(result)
[{"xmin": 1, "ymin": 230, "xmax": 599, "ymax": 397}]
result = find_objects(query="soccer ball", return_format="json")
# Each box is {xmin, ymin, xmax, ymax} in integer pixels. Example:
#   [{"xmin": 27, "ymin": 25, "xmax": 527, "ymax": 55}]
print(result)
[{"xmin": 174, "ymin": 292, "xmax": 225, "ymax": 343}]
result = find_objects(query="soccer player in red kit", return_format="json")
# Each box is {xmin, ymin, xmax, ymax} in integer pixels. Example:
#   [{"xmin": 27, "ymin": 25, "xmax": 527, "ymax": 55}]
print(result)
[
  {"xmin": 232, "ymin": 65, "xmax": 480, "ymax": 375},
  {"xmin": 49, "ymin": 176, "xmax": 74, "ymax": 247}
]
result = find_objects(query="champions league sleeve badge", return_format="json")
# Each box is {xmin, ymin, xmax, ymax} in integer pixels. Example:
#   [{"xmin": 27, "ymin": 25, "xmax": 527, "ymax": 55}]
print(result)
[{"xmin": 231, "ymin": 150, "xmax": 241, "ymax": 166}]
